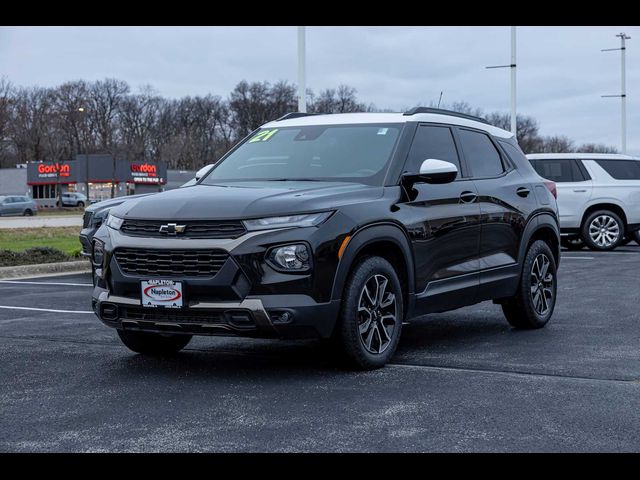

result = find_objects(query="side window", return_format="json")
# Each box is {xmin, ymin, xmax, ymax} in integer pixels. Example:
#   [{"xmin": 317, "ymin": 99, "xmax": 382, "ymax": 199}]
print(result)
[
  {"xmin": 457, "ymin": 129, "xmax": 505, "ymax": 178},
  {"xmin": 405, "ymin": 125, "xmax": 461, "ymax": 177},
  {"xmin": 594, "ymin": 160, "xmax": 640, "ymax": 180},
  {"xmin": 498, "ymin": 140, "xmax": 527, "ymax": 168},
  {"xmin": 533, "ymin": 159, "xmax": 585, "ymax": 183}
]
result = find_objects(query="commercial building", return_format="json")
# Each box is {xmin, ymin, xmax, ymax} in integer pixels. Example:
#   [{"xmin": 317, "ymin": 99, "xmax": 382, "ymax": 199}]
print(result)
[{"xmin": 0, "ymin": 155, "xmax": 195, "ymax": 208}]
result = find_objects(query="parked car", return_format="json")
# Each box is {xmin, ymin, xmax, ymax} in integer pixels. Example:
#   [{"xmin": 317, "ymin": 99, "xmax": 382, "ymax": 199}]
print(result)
[
  {"xmin": 527, "ymin": 153, "xmax": 640, "ymax": 251},
  {"xmin": 58, "ymin": 192, "xmax": 87, "ymax": 208},
  {"xmin": 0, "ymin": 195, "xmax": 38, "ymax": 216},
  {"xmin": 91, "ymin": 109, "xmax": 560, "ymax": 369},
  {"xmin": 79, "ymin": 164, "xmax": 215, "ymax": 259}
]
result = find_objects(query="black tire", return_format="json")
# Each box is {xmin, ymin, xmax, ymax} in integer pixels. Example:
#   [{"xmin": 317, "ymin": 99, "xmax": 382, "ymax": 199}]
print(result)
[
  {"xmin": 23, "ymin": 209, "xmax": 33, "ymax": 216},
  {"xmin": 502, "ymin": 240, "xmax": 557, "ymax": 329},
  {"xmin": 116, "ymin": 329, "xmax": 192, "ymax": 355},
  {"xmin": 581, "ymin": 210, "xmax": 624, "ymax": 251},
  {"xmin": 77, "ymin": 201, "xmax": 85, "ymax": 208},
  {"xmin": 336, "ymin": 256, "xmax": 403, "ymax": 370},
  {"xmin": 634, "ymin": 230, "xmax": 640, "ymax": 246},
  {"xmin": 561, "ymin": 237, "xmax": 585, "ymax": 250}
]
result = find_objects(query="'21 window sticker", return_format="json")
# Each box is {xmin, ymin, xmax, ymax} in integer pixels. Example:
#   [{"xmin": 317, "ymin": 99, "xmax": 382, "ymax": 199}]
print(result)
[{"xmin": 249, "ymin": 129, "xmax": 278, "ymax": 143}]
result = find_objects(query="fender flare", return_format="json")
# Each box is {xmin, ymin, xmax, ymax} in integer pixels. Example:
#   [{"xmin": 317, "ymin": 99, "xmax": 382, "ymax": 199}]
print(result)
[
  {"xmin": 517, "ymin": 212, "xmax": 561, "ymax": 268},
  {"xmin": 330, "ymin": 223, "xmax": 415, "ymax": 302}
]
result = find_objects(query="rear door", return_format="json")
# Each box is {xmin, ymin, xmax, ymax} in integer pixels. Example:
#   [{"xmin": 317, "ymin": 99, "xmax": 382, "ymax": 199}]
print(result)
[
  {"xmin": 456, "ymin": 128, "xmax": 534, "ymax": 299},
  {"xmin": 530, "ymin": 158, "xmax": 592, "ymax": 230},
  {"xmin": 396, "ymin": 123, "xmax": 481, "ymax": 313}
]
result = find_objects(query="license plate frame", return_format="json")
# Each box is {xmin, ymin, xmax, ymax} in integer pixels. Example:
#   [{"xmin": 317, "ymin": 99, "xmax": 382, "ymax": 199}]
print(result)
[{"xmin": 141, "ymin": 280, "xmax": 183, "ymax": 309}]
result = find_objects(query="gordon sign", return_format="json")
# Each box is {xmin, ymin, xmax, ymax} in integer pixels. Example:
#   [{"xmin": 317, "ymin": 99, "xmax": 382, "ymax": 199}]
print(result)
[
  {"xmin": 37, "ymin": 163, "xmax": 71, "ymax": 177},
  {"xmin": 130, "ymin": 162, "xmax": 164, "ymax": 183},
  {"xmin": 27, "ymin": 161, "xmax": 77, "ymax": 184}
]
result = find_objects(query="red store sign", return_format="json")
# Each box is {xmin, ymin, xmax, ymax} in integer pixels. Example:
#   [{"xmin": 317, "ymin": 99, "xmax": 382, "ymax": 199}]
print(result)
[{"xmin": 37, "ymin": 163, "xmax": 71, "ymax": 177}]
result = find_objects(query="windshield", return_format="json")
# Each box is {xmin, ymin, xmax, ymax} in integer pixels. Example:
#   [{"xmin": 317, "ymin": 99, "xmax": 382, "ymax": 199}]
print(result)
[{"xmin": 201, "ymin": 124, "xmax": 402, "ymax": 186}]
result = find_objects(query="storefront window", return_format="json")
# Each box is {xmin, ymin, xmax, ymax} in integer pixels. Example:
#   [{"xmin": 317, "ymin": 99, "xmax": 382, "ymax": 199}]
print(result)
[{"xmin": 31, "ymin": 184, "xmax": 58, "ymax": 199}]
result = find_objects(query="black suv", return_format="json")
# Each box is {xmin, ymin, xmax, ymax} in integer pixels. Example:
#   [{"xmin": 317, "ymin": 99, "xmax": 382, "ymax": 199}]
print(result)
[{"xmin": 91, "ymin": 108, "xmax": 560, "ymax": 369}]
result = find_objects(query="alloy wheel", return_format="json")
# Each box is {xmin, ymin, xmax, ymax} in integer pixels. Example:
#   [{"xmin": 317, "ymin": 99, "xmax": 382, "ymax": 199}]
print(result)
[
  {"xmin": 530, "ymin": 254, "xmax": 554, "ymax": 316},
  {"xmin": 357, "ymin": 274, "xmax": 398, "ymax": 355},
  {"xmin": 588, "ymin": 215, "xmax": 620, "ymax": 248}
]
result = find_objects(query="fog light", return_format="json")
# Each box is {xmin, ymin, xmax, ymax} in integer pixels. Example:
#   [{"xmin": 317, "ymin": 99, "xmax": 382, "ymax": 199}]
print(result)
[
  {"xmin": 269, "ymin": 311, "xmax": 294, "ymax": 325},
  {"xmin": 267, "ymin": 244, "xmax": 311, "ymax": 272},
  {"xmin": 92, "ymin": 239, "xmax": 104, "ymax": 266}
]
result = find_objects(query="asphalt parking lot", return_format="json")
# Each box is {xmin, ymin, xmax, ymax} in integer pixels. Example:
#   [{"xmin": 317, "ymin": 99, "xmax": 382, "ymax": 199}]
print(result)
[{"xmin": 1, "ymin": 246, "xmax": 639, "ymax": 452}]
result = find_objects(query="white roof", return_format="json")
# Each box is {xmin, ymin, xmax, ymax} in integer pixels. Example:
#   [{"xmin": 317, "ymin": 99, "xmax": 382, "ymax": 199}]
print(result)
[
  {"xmin": 527, "ymin": 153, "xmax": 640, "ymax": 160},
  {"xmin": 262, "ymin": 112, "xmax": 513, "ymax": 139}
]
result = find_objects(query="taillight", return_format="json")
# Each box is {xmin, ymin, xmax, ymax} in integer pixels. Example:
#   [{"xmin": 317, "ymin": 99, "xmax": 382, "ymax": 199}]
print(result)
[{"xmin": 543, "ymin": 180, "xmax": 557, "ymax": 199}]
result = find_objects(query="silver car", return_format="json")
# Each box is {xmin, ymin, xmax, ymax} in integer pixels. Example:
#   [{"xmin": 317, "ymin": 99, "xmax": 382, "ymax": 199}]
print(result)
[{"xmin": 0, "ymin": 195, "xmax": 38, "ymax": 216}]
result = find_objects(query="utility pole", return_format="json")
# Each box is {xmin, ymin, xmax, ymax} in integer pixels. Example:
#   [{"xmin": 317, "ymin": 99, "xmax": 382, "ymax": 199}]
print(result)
[
  {"xmin": 486, "ymin": 26, "xmax": 517, "ymax": 137},
  {"xmin": 602, "ymin": 32, "xmax": 630, "ymax": 154},
  {"xmin": 297, "ymin": 26, "xmax": 307, "ymax": 113}
]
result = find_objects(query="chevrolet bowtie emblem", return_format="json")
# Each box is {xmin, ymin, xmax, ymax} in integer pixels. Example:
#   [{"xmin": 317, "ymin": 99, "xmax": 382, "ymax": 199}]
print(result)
[{"xmin": 159, "ymin": 223, "xmax": 186, "ymax": 235}]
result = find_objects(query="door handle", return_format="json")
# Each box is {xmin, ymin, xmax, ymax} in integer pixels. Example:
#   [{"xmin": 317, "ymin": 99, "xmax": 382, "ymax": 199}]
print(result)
[
  {"xmin": 516, "ymin": 187, "xmax": 531, "ymax": 198},
  {"xmin": 459, "ymin": 191, "xmax": 478, "ymax": 203},
  {"xmin": 573, "ymin": 189, "xmax": 587, "ymax": 193}
]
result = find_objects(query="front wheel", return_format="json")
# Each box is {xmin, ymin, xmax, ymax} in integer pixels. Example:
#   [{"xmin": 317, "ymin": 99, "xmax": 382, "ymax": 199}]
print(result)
[
  {"xmin": 502, "ymin": 240, "xmax": 557, "ymax": 329},
  {"xmin": 23, "ymin": 209, "xmax": 33, "ymax": 216},
  {"xmin": 117, "ymin": 329, "xmax": 192, "ymax": 355},
  {"xmin": 336, "ymin": 256, "xmax": 403, "ymax": 370},
  {"xmin": 77, "ymin": 201, "xmax": 85, "ymax": 208}
]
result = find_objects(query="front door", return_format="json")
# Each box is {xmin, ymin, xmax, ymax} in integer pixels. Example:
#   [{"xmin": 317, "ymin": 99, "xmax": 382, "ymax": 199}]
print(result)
[{"xmin": 395, "ymin": 124, "xmax": 481, "ymax": 314}]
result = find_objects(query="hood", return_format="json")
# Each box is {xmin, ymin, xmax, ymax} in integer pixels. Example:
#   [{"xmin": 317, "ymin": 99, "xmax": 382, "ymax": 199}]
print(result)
[
  {"xmin": 86, "ymin": 193, "xmax": 153, "ymax": 213},
  {"xmin": 112, "ymin": 182, "xmax": 383, "ymax": 220}
]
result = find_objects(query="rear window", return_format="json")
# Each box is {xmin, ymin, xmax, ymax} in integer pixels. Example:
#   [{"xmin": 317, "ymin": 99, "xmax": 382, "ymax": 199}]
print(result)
[
  {"xmin": 595, "ymin": 160, "xmax": 640, "ymax": 180},
  {"xmin": 531, "ymin": 159, "xmax": 587, "ymax": 183}
]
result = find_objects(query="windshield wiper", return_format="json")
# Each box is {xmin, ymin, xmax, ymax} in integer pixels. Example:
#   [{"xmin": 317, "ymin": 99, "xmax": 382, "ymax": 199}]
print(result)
[{"xmin": 266, "ymin": 178, "xmax": 324, "ymax": 182}]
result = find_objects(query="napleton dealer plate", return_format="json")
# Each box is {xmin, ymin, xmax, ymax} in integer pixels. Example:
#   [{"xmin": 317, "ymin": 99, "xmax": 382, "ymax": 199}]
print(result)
[{"xmin": 141, "ymin": 280, "xmax": 183, "ymax": 308}]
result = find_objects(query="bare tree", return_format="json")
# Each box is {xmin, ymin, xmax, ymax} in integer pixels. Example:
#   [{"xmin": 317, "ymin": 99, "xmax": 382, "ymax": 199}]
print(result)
[
  {"xmin": 0, "ymin": 77, "xmax": 13, "ymax": 167},
  {"xmin": 309, "ymin": 85, "xmax": 370, "ymax": 113},
  {"xmin": 538, "ymin": 135, "xmax": 575, "ymax": 153},
  {"xmin": 576, "ymin": 143, "xmax": 618, "ymax": 154},
  {"xmin": 88, "ymin": 79, "xmax": 130, "ymax": 197},
  {"xmin": 229, "ymin": 80, "xmax": 296, "ymax": 138}
]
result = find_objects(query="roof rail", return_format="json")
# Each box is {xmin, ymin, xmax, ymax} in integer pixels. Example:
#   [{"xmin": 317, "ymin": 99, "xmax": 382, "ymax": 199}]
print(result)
[
  {"xmin": 403, "ymin": 107, "xmax": 489, "ymax": 125},
  {"xmin": 275, "ymin": 112, "xmax": 319, "ymax": 121}
]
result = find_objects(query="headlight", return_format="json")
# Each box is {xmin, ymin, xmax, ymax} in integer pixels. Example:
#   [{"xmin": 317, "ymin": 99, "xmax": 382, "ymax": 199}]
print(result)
[
  {"xmin": 243, "ymin": 212, "xmax": 332, "ymax": 231},
  {"xmin": 92, "ymin": 239, "xmax": 104, "ymax": 266},
  {"xmin": 92, "ymin": 210, "xmax": 109, "ymax": 228},
  {"xmin": 267, "ymin": 244, "xmax": 311, "ymax": 272},
  {"xmin": 105, "ymin": 213, "xmax": 124, "ymax": 230}
]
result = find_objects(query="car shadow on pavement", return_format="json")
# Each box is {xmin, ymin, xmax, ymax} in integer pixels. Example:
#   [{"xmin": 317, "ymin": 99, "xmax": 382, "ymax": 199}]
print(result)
[{"xmin": 102, "ymin": 313, "xmax": 518, "ymax": 378}]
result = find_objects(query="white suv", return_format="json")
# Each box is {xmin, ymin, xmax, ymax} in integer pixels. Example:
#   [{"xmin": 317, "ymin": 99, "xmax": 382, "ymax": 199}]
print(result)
[{"xmin": 527, "ymin": 153, "xmax": 640, "ymax": 251}]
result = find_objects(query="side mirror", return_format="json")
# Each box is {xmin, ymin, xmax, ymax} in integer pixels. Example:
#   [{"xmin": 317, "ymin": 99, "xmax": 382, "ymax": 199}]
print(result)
[
  {"xmin": 195, "ymin": 163, "xmax": 215, "ymax": 181},
  {"xmin": 406, "ymin": 158, "xmax": 458, "ymax": 185}
]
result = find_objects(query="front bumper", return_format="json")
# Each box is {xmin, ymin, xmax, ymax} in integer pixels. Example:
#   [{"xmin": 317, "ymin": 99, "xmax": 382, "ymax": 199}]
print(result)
[{"xmin": 92, "ymin": 286, "xmax": 341, "ymax": 339}]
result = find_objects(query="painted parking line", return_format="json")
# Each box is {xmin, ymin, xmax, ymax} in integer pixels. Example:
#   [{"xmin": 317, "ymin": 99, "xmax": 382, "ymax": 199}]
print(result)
[
  {"xmin": 0, "ymin": 280, "xmax": 93, "ymax": 287},
  {"xmin": 0, "ymin": 305, "xmax": 94, "ymax": 314},
  {"xmin": 561, "ymin": 256, "xmax": 595, "ymax": 260}
]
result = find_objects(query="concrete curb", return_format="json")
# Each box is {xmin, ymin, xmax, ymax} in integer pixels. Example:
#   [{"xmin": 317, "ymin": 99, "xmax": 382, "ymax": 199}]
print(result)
[{"xmin": 0, "ymin": 260, "xmax": 92, "ymax": 280}]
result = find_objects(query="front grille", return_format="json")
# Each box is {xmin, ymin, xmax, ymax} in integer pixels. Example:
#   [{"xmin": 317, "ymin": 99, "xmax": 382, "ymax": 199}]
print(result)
[
  {"xmin": 120, "ymin": 219, "xmax": 246, "ymax": 239},
  {"xmin": 83, "ymin": 211, "xmax": 93, "ymax": 228},
  {"xmin": 120, "ymin": 306, "xmax": 225, "ymax": 324},
  {"xmin": 114, "ymin": 248, "xmax": 228, "ymax": 277}
]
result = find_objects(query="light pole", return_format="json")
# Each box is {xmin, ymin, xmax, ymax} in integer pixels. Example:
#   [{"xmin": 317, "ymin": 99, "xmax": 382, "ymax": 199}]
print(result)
[
  {"xmin": 77, "ymin": 107, "xmax": 90, "ymax": 199},
  {"xmin": 602, "ymin": 32, "xmax": 630, "ymax": 154},
  {"xmin": 486, "ymin": 26, "xmax": 517, "ymax": 137},
  {"xmin": 297, "ymin": 26, "xmax": 307, "ymax": 113}
]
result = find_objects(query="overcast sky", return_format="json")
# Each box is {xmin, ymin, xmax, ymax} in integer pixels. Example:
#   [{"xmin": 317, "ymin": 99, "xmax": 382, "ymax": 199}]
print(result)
[{"xmin": 1, "ymin": 26, "xmax": 639, "ymax": 154}]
